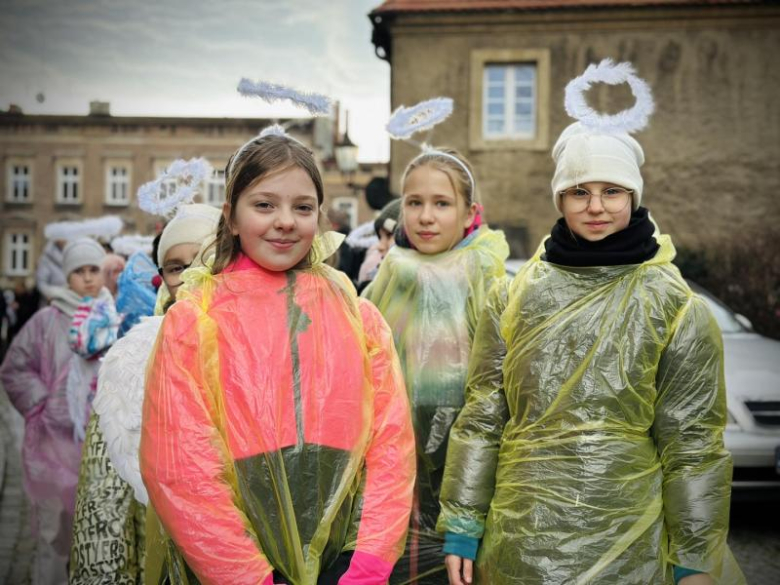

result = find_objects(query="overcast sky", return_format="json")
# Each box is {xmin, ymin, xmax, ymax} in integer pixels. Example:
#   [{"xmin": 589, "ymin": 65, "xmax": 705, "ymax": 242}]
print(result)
[{"xmin": 0, "ymin": 0, "xmax": 391, "ymax": 161}]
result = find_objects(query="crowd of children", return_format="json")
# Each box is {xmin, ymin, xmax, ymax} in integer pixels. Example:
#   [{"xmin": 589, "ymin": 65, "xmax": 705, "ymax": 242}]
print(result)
[{"xmin": 0, "ymin": 62, "xmax": 746, "ymax": 585}]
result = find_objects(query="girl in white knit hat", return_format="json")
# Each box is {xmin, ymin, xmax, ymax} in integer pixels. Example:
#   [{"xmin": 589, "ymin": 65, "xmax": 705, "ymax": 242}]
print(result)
[
  {"xmin": 438, "ymin": 60, "xmax": 745, "ymax": 585},
  {"xmin": 0, "ymin": 235, "xmax": 119, "ymax": 585}
]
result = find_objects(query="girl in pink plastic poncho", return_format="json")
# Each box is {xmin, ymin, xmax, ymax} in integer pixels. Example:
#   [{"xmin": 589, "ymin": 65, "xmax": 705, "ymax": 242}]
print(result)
[{"xmin": 0, "ymin": 236, "xmax": 119, "ymax": 585}]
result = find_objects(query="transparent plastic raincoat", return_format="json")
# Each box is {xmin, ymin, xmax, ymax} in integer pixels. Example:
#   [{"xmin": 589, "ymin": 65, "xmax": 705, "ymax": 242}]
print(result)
[
  {"xmin": 363, "ymin": 226, "xmax": 509, "ymax": 583},
  {"xmin": 140, "ymin": 250, "xmax": 415, "ymax": 585},
  {"xmin": 438, "ymin": 234, "xmax": 745, "ymax": 584}
]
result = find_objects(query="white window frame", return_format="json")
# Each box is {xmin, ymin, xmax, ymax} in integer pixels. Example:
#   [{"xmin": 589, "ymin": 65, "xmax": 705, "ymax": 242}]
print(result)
[
  {"xmin": 206, "ymin": 167, "xmax": 226, "ymax": 207},
  {"xmin": 469, "ymin": 48, "xmax": 550, "ymax": 152},
  {"xmin": 56, "ymin": 159, "xmax": 83, "ymax": 204},
  {"xmin": 4, "ymin": 231, "xmax": 33, "ymax": 276},
  {"xmin": 333, "ymin": 197, "xmax": 358, "ymax": 230},
  {"xmin": 154, "ymin": 160, "xmax": 177, "ymax": 202},
  {"xmin": 6, "ymin": 159, "xmax": 33, "ymax": 203},
  {"xmin": 483, "ymin": 63, "xmax": 537, "ymax": 140},
  {"xmin": 105, "ymin": 161, "xmax": 132, "ymax": 206}
]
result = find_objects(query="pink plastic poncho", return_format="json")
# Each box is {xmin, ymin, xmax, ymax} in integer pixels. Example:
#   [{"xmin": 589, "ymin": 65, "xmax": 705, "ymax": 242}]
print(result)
[{"xmin": 141, "ymin": 253, "xmax": 416, "ymax": 585}]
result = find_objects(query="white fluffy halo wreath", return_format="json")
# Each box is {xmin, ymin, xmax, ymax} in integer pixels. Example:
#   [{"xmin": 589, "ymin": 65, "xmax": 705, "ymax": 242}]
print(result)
[
  {"xmin": 565, "ymin": 58, "xmax": 654, "ymax": 134},
  {"xmin": 237, "ymin": 79, "xmax": 332, "ymax": 116},
  {"xmin": 44, "ymin": 216, "xmax": 124, "ymax": 241},
  {"xmin": 110, "ymin": 234, "xmax": 154, "ymax": 256},
  {"xmin": 137, "ymin": 158, "xmax": 212, "ymax": 218},
  {"xmin": 386, "ymin": 97, "xmax": 454, "ymax": 140}
]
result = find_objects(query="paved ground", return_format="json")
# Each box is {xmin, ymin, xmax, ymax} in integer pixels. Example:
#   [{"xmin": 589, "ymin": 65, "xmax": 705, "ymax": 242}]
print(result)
[{"xmin": 729, "ymin": 500, "xmax": 780, "ymax": 585}]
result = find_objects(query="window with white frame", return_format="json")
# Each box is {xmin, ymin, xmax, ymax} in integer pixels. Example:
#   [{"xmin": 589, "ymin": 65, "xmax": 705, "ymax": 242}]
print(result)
[
  {"xmin": 333, "ymin": 197, "xmax": 357, "ymax": 230},
  {"xmin": 4, "ymin": 231, "xmax": 32, "ymax": 276},
  {"xmin": 56, "ymin": 162, "xmax": 82, "ymax": 204},
  {"xmin": 483, "ymin": 63, "xmax": 537, "ymax": 139},
  {"xmin": 155, "ymin": 161, "xmax": 177, "ymax": 201},
  {"xmin": 6, "ymin": 161, "xmax": 32, "ymax": 203},
  {"xmin": 105, "ymin": 162, "xmax": 131, "ymax": 206},
  {"xmin": 206, "ymin": 168, "xmax": 226, "ymax": 206}
]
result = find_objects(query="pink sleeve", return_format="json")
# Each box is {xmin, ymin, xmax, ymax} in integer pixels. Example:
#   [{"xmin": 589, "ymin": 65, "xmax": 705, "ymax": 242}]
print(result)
[
  {"xmin": 0, "ymin": 311, "xmax": 50, "ymax": 416},
  {"xmin": 349, "ymin": 301, "xmax": 415, "ymax": 569},
  {"xmin": 140, "ymin": 302, "xmax": 273, "ymax": 585}
]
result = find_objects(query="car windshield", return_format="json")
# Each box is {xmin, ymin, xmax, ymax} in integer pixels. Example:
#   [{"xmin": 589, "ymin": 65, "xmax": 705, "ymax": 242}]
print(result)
[{"xmin": 687, "ymin": 281, "xmax": 747, "ymax": 334}]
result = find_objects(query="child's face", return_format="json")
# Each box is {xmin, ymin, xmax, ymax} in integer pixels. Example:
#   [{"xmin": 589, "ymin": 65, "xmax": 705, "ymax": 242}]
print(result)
[
  {"xmin": 402, "ymin": 165, "xmax": 476, "ymax": 255},
  {"xmin": 228, "ymin": 166, "xmax": 319, "ymax": 272},
  {"xmin": 160, "ymin": 243, "xmax": 201, "ymax": 301},
  {"xmin": 377, "ymin": 228, "xmax": 395, "ymax": 258},
  {"xmin": 68, "ymin": 265, "xmax": 103, "ymax": 298},
  {"xmin": 561, "ymin": 181, "xmax": 632, "ymax": 242}
]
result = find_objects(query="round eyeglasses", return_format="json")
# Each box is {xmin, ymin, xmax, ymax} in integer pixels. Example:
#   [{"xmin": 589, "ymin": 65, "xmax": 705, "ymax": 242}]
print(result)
[{"xmin": 559, "ymin": 186, "xmax": 633, "ymax": 214}]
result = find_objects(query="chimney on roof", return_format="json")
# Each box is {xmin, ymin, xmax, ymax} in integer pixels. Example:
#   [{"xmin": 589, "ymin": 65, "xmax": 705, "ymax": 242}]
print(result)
[
  {"xmin": 7, "ymin": 104, "xmax": 23, "ymax": 114},
  {"xmin": 89, "ymin": 101, "xmax": 111, "ymax": 116}
]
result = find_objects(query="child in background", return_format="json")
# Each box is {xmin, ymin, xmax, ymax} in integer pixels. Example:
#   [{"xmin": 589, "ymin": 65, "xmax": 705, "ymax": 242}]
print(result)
[
  {"xmin": 0, "ymin": 236, "xmax": 116, "ymax": 585},
  {"xmin": 141, "ymin": 130, "xmax": 415, "ymax": 585},
  {"xmin": 70, "ymin": 203, "xmax": 221, "ymax": 584},
  {"xmin": 363, "ymin": 147, "xmax": 508, "ymax": 584},
  {"xmin": 357, "ymin": 198, "xmax": 401, "ymax": 292}
]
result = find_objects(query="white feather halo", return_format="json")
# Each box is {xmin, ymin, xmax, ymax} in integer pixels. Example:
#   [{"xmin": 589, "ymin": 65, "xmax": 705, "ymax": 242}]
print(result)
[
  {"xmin": 44, "ymin": 215, "xmax": 124, "ymax": 241},
  {"xmin": 110, "ymin": 234, "xmax": 154, "ymax": 256},
  {"xmin": 237, "ymin": 78, "xmax": 332, "ymax": 116},
  {"xmin": 137, "ymin": 158, "xmax": 212, "ymax": 218},
  {"xmin": 259, "ymin": 124, "xmax": 288, "ymax": 139},
  {"xmin": 565, "ymin": 59, "xmax": 654, "ymax": 134},
  {"xmin": 386, "ymin": 97, "xmax": 454, "ymax": 140}
]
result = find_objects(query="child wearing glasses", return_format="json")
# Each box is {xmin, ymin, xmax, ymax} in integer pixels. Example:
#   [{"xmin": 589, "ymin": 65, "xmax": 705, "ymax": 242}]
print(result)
[
  {"xmin": 69, "ymin": 203, "xmax": 221, "ymax": 584},
  {"xmin": 438, "ymin": 61, "xmax": 744, "ymax": 585}
]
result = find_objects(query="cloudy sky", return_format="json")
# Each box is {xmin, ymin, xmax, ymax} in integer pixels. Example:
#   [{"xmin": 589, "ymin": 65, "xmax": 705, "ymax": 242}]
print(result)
[{"xmin": 0, "ymin": 0, "xmax": 391, "ymax": 161}]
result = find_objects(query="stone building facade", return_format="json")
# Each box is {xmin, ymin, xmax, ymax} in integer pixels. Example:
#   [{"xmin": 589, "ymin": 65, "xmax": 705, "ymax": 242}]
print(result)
[
  {"xmin": 0, "ymin": 104, "xmax": 386, "ymax": 285},
  {"xmin": 370, "ymin": 0, "xmax": 780, "ymax": 257}
]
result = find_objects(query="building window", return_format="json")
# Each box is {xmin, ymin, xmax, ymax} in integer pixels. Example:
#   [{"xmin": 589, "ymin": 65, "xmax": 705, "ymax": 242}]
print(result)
[
  {"xmin": 6, "ymin": 161, "xmax": 32, "ymax": 203},
  {"xmin": 56, "ymin": 162, "xmax": 82, "ymax": 204},
  {"xmin": 333, "ymin": 197, "xmax": 357, "ymax": 230},
  {"xmin": 4, "ymin": 231, "xmax": 32, "ymax": 276},
  {"xmin": 469, "ymin": 48, "xmax": 550, "ymax": 152},
  {"xmin": 483, "ymin": 64, "xmax": 536, "ymax": 139},
  {"xmin": 105, "ymin": 163, "xmax": 131, "ymax": 206},
  {"xmin": 206, "ymin": 168, "xmax": 226, "ymax": 206}
]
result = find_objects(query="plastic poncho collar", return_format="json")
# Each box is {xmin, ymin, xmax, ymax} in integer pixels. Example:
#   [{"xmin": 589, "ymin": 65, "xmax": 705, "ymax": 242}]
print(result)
[
  {"xmin": 141, "ymin": 234, "xmax": 414, "ymax": 585},
  {"xmin": 438, "ymin": 234, "xmax": 744, "ymax": 584}
]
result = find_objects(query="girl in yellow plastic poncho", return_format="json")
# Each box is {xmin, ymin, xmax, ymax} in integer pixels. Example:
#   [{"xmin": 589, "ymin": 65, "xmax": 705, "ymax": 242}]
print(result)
[
  {"xmin": 140, "ymin": 128, "xmax": 416, "ymax": 585},
  {"xmin": 363, "ymin": 148, "xmax": 509, "ymax": 584},
  {"xmin": 438, "ymin": 60, "xmax": 745, "ymax": 585}
]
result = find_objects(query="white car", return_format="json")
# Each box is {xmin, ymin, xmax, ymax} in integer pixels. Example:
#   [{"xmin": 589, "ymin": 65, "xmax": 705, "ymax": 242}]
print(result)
[
  {"xmin": 690, "ymin": 282, "xmax": 780, "ymax": 499},
  {"xmin": 505, "ymin": 262, "xmax": 780, "ymax": 497}
]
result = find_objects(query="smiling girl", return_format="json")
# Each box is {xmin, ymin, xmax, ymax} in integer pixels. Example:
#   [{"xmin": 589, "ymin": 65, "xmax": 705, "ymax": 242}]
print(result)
[
  {"xmin": 140, "ymin": 130, "xmax": 415, "ymax": 585},
  {"xmin": 363, "ymin": 147, "xmax": 508, "ymax": 584}
]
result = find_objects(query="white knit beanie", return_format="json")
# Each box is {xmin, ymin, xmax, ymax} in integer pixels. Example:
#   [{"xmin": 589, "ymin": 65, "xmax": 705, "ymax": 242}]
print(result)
[
  {"xmin": 63, "ymin": 237, "xmax": 107, "ymax": 277},
  {"xmin": 157, "ymin": 203, "xmax": 222, "ymax": 265},
  {"xmin": 551, "ymin": 122, "xmax": 645, "ymax": 212}
]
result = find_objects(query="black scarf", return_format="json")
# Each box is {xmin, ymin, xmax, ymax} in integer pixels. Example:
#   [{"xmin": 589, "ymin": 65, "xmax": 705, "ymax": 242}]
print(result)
[{"xmin": 543, "ymin": 207, "xmax": 660, "ymax": 267}]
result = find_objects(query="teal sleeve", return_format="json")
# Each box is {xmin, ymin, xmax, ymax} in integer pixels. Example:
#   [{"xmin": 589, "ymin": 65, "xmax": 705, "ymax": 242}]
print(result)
[
  {"xmin": 674, "ymin": 565, "xmax": 704, "ymax": 583},
  {"xmin": 443, "ymin": 532, "xmax": 478, "ymax": 561}
]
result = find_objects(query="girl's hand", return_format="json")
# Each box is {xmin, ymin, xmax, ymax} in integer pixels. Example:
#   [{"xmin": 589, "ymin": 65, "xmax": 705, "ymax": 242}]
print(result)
[
  {"xmin": 679, "ymin": 574, "xmax": 714, "ymax": 585},
  {"xmin": 445, "ymin": 554, "xmax": 473, "ymax": 585}
]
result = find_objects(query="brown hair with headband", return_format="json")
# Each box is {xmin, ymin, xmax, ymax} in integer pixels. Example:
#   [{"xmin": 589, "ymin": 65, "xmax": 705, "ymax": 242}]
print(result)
[{"xmin": 207, "ymin": 134, "xmax": 325, "ymax": 274}]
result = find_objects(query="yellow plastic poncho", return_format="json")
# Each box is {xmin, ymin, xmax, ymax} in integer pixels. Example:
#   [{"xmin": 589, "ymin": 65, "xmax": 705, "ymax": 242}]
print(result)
[
  {"xmin": 363, "ymin": 226, "xmax": 509, "ymax": 583},
  {"xmin": 141, "ymin": 247, "xmax": 415, "ymax": 585},
  {"xmin": 437, "ymin": 234, "xmax": 745, "ymax": 584}
]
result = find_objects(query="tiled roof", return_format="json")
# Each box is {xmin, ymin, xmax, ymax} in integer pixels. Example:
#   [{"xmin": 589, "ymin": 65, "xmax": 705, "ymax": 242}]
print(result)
[{"xmin": 371, "ymin": 0, "xmax": 768, "ymax": 15}]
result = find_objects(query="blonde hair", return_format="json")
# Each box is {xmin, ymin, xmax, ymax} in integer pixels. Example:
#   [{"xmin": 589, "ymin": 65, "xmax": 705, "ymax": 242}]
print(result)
[{"xmin": 401, "ymin": 147, "xmax": 478, "ymax": 207}]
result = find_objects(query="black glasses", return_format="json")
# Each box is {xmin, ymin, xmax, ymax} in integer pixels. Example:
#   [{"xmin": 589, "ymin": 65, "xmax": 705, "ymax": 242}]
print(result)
[{"xmin": 558, "ymin": 186, "xmax": 633, "ymax": 213}]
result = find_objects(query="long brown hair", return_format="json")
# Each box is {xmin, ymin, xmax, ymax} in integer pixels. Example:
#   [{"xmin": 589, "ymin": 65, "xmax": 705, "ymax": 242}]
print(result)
[{"xmin": 208, "ymin": 134, "xmax": 325, "ymax": 274}]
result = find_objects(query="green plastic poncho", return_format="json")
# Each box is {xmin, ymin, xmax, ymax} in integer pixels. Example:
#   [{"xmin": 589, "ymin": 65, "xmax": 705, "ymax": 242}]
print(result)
[
  {"xmin": 438, "ymin": 234, "xmax": 745, "ymax": 584},
  {"xmin": 363, "ymin": 226, "xmax": 509, "ymax": 583}
]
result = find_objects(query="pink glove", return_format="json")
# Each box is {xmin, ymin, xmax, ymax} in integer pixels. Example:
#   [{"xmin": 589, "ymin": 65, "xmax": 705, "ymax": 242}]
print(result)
[{"xmin": 338, "ymin": 551, "xmax": 394, "ymax": 585}]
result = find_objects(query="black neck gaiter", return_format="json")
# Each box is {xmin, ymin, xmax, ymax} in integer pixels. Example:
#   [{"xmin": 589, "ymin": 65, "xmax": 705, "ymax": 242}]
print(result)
[{"xmin": 543, "ymin": 207, "xmax": 660, "ymax": 267}]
